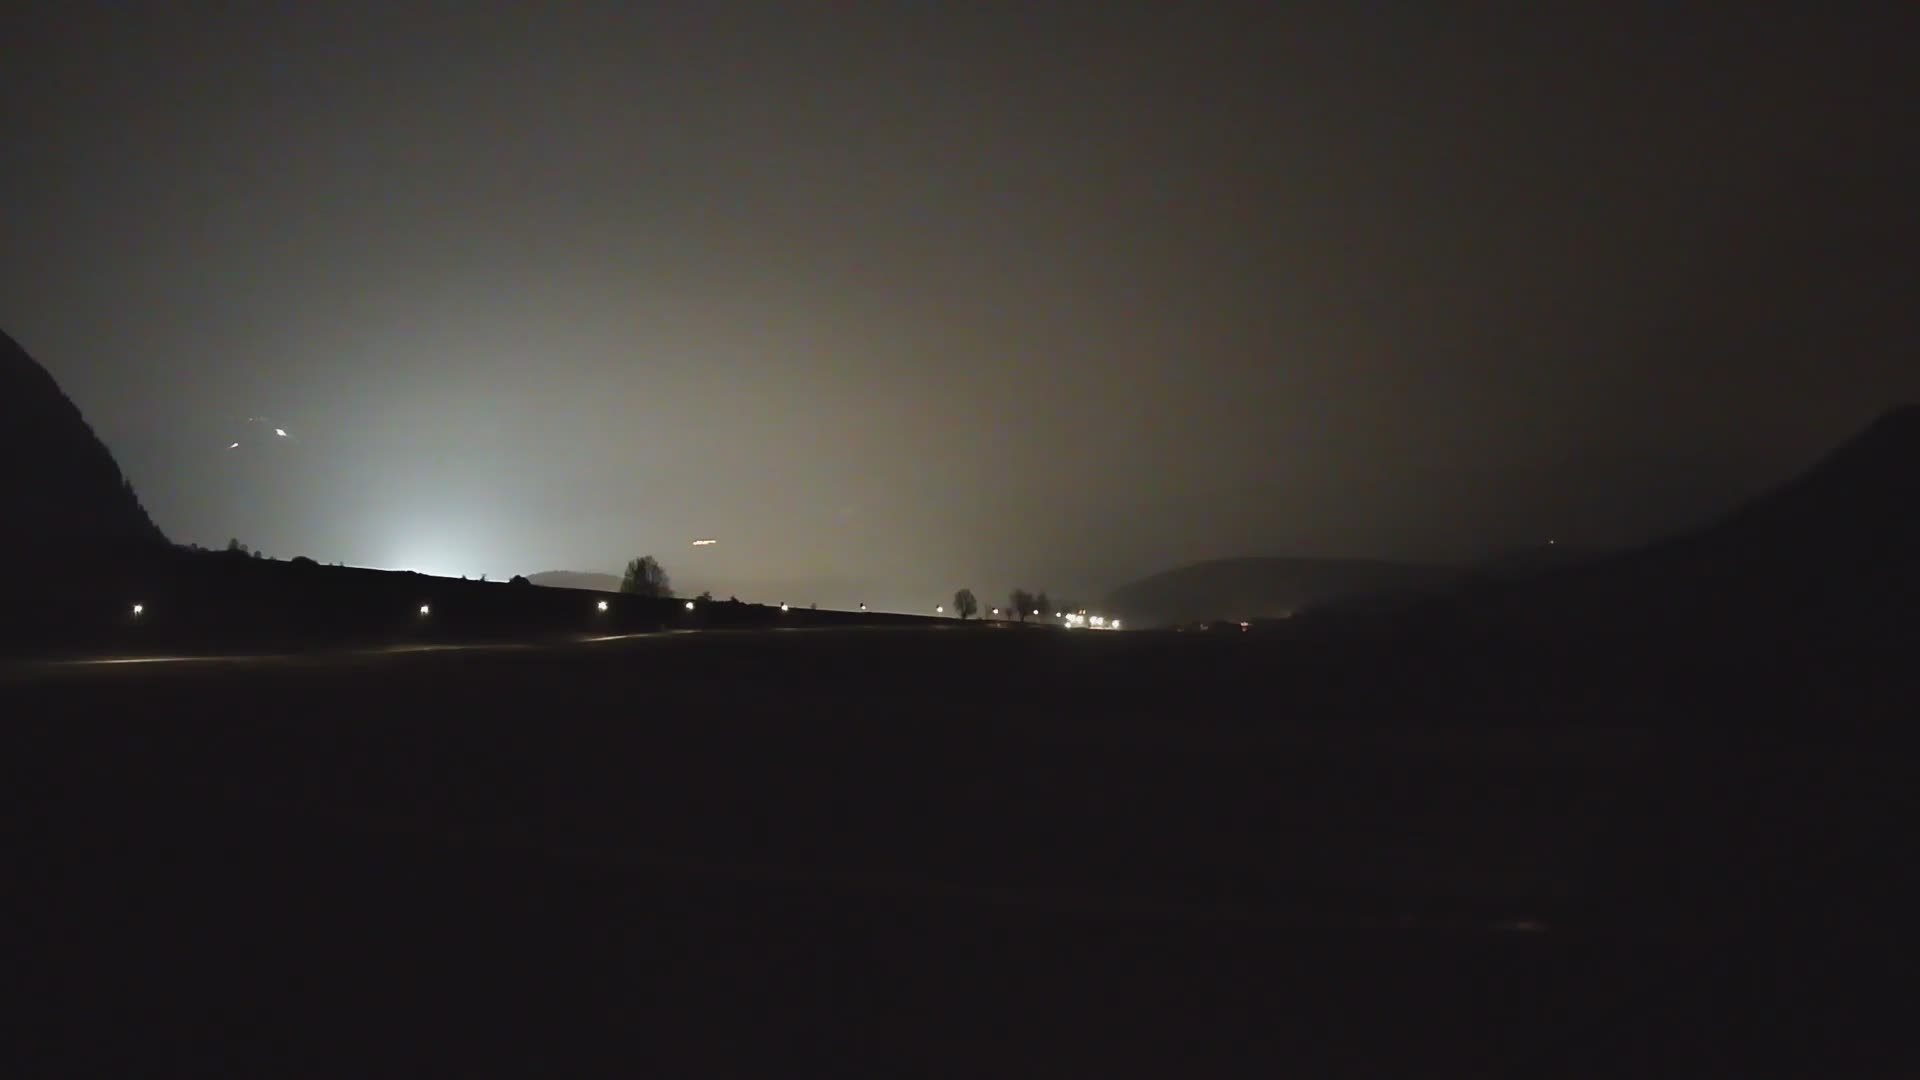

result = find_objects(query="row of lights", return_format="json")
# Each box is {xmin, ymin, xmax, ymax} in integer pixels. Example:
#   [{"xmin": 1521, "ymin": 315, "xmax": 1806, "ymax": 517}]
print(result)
[
  {"xmin": 920, "ymin": 604, "xmax": 1121, "ymax": 629},
  {"xmin": 127, "ymin": 597, "xmax": 943, "ymax": 622}
]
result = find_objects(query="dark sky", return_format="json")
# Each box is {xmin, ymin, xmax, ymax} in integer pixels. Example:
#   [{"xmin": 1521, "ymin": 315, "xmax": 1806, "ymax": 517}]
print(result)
[{"xmin": 5, "ymin": 3, "xmax": 1915, "ymax": 608}]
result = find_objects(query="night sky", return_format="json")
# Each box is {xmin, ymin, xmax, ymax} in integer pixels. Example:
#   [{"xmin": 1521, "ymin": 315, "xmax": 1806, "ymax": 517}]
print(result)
[{"xmin": 5, "ymin": 4, "xmax": 1915, "ymax": 609}]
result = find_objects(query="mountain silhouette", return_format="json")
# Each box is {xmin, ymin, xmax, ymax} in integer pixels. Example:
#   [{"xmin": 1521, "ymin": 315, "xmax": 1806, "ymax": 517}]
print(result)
[
  {"xmin": 1104, "ymin": 556, "xmax": 1458, "ymax": 627},
  {"xmin": 525, "ymin": 570, "xmax": 623, "ymax": 593},
  {"xmin": 1434, "ymin": 404, "xmax": 1920, "ymax": 660},
  {"xmin": 0, "ymin": 329, "xmax": 167, "ymax": 561}
]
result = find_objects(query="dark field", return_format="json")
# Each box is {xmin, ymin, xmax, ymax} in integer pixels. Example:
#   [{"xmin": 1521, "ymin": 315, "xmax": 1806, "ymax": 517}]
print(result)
[{"xmin": 5, "ymin": 629, "xmax": 1910, "ymax": 1075}]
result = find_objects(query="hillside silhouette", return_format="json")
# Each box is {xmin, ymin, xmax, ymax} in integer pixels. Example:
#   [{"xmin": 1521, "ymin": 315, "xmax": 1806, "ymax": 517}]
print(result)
[
  {"xmin": 0, "ymin": 329, "xmax": 166, "ymax": 560},
  {"xmin": 1104, "ymin": 556, "xmax": 1458, "ymax": 627},
  {"xmin": 1407, "ymin": 405, "xmax": 1920, "ymax": 677},
  {"xmin": 526, "ymin": 570, "xmax": 624, "ymax": 593}
]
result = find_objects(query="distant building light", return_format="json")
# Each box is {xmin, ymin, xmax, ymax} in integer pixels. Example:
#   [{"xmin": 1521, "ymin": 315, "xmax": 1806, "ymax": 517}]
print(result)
[
  {"xmin": 991, "ymin": 607, "xmax": 1000, "ymax": 616},
  {"xmin": 418, "ymin": 604, "xmax": 431, "ymax": 616},
  {"xmin": 1032, "ymin": 609, "xmax": 1039, "ymax": 616},
  {"xmin": 131, "ymin": 603, "xmax": 144, "ymax": 617},
  {"xmin": 1111, "ymin": 619, "xmax": 1121, "ymax": 630},
  {"xmin": 596, "ymin": 600, "xmax": 609, "ymax": 612},
  {"xmin": 685, "ymin": 600, "xmax": 696, "ymax": 611}
]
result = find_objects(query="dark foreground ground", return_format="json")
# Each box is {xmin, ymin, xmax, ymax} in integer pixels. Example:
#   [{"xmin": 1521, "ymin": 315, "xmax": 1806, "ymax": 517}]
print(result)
[{"xmin": 4, "ymin": 628, "xmax": 1912, "ymax": 1075}]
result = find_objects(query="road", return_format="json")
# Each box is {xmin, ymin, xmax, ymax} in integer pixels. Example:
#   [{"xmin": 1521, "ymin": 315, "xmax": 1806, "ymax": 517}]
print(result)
[{"xmin": 4, "ymin": 628, "xmax": 1908, "ymax": 1073}]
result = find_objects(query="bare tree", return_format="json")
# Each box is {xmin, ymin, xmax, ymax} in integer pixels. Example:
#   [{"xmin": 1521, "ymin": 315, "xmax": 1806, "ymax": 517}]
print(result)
[
  {"xmin": 953, "ymin": 588, "xmax": 979, "ymax": 620},
  {"xmin": 1035, "ymin": 590, "xmax": 1051, "ymax": 618},
  {"xmin": 1010, "ymin": 589, "xmax": 1035, "ymax": 622},
  {"xmin": 620, "ymin": 555, "xmax": 672, "ymax": 598}
]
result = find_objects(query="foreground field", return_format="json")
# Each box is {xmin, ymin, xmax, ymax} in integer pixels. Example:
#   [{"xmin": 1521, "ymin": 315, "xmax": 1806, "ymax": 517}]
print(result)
[{"xmin": 5, "ymin": 629, "xmax": 1908, "ymax": 1074}]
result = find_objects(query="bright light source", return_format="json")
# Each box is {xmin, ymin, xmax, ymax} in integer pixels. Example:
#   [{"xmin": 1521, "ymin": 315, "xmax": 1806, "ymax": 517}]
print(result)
[
  {"xmin": 131, "ymin": 603, "xmax": 144, "ymax": 616},
  {"xmin": 1032, "ymin": 609, "xmax": 1040, "ymax": 616},
  {"xmin": 935, "ymin": 604, "xmax": 944, "ymax": 613},
  {"xmin": 692, "ymin": 538, "xmax": 717, "ymax": 546},
  {"xmin": 685, "ymin": 600, "xmax": 696, "ymax": 610},
  {"xmin": 859, "ymin": 603, "xmax": 868, "ymax": 611},
  {"xmin": 1239, "ymin": 620, "xmax": 1250, "ymax": 630},
  {"xmin": 991, "ymin": 607, "xmax": 1000, "ymax": 616},
  {"xmin": 418, "ymin": 604, "xmax": 431, "ymax": 616},
  {"xmin": 1090, "ymin": 615, "xmax": 1106, "ymax": 627},
  {"xmin": 227, "ymin": 442, "xmax": 240, "ymax": 450},
  {"xmin": 274, "ymin": 428, "xmax": 288, "ymax": 438},
  {"xmin": 780, "ymin": 602, "xmax": 790, "ymax": 612},
  {"xmin": 596, "ymin": 600, "xmax": 609, "ymax": 612},
  {"xmin": 1054, "ymin": 612, "xmax": 1062, "ymax": 618},
  {"xmin": 1111, "ymin": 619, "xmax": 1121, "ymax": 630}
]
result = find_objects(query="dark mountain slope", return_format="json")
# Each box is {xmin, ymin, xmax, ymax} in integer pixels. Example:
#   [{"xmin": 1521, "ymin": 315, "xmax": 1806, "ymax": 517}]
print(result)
[{"xmin": 0, "ymin": 329, "xmax": 166, "ymax": 559}]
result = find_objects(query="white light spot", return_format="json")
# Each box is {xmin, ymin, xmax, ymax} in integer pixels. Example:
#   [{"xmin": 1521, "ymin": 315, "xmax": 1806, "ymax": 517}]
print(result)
[
  {"xmin": 228, "ymin": 442, "xmax": 240, "ymax": 450},
  {"xmin": 418, "ymin": 604, "xmax": 431, "ymax": 616},
  {"xmin": 596, "ymin": 600, "xmax": 609, "ymax": 612},
  {"xmin": 685, "ymin": 600, "xmax": 695, "ymax": 610},
  {"xmin": 131, "ymin": 603, "xmax": 144, "ymax": 616},
  {"xmin": 780, "ymin": 602, "xmax": 790, "ymax": 612},
  {"xmin": 274, "ymin": 428, "xmax": 288, "ymax": 438},
  {"xmin": 935, "ymin": 604, "xmax": 944, "ymax": 613}
]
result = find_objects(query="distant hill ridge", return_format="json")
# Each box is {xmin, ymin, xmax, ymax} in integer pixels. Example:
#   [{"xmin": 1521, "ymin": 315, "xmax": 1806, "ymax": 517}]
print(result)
[
  {"xmin": 1103, "ymin": 556, "xmax": 1459, "ymax": 627},
  {"xmin": 525, "ymin": 570, "xmax": 623, "ymax": 593},
  {"xmin": 1408, "ymin": 403, "xmax": 1920, "ymax": 661},
  {"xmin": 0, "ymin": 329, "xmax": 167, "ymax": 560}
]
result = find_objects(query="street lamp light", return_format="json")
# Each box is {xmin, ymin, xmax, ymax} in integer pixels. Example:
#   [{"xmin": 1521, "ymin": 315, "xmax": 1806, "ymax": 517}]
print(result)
[
  {"xmin": 418, "ymin": 604, "xmax": 431, "ymax": 616},
  {"xmin": 685, "ymin": 600, "xmax": 696, "ymax": 611},
  {"xmin": 131, "ymin": 603, "xmax": 144, "ymax": 617},
  {"xmin": 596, "ymin": 599, "xmax": 609, "ymax": 612},
  {"xmin": 936, "ymin": 604, "xmax": 944, "ymax": 613}
]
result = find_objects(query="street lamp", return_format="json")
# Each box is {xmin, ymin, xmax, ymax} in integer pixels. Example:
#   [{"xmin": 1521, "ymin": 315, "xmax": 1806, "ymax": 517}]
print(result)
[
  {"xmin": 596, "ymin": 599, "xmax": 609, "ymax": 612},
  {"xmin": 685, "ymin": 600, "xmax": 696, "ymax": 611}
]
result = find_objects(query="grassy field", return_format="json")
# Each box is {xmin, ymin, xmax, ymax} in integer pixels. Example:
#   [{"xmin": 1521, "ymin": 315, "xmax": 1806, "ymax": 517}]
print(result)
[{"xmin": 5, "ymin": 628, "xmax": 1908, "ymax": 1074}]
